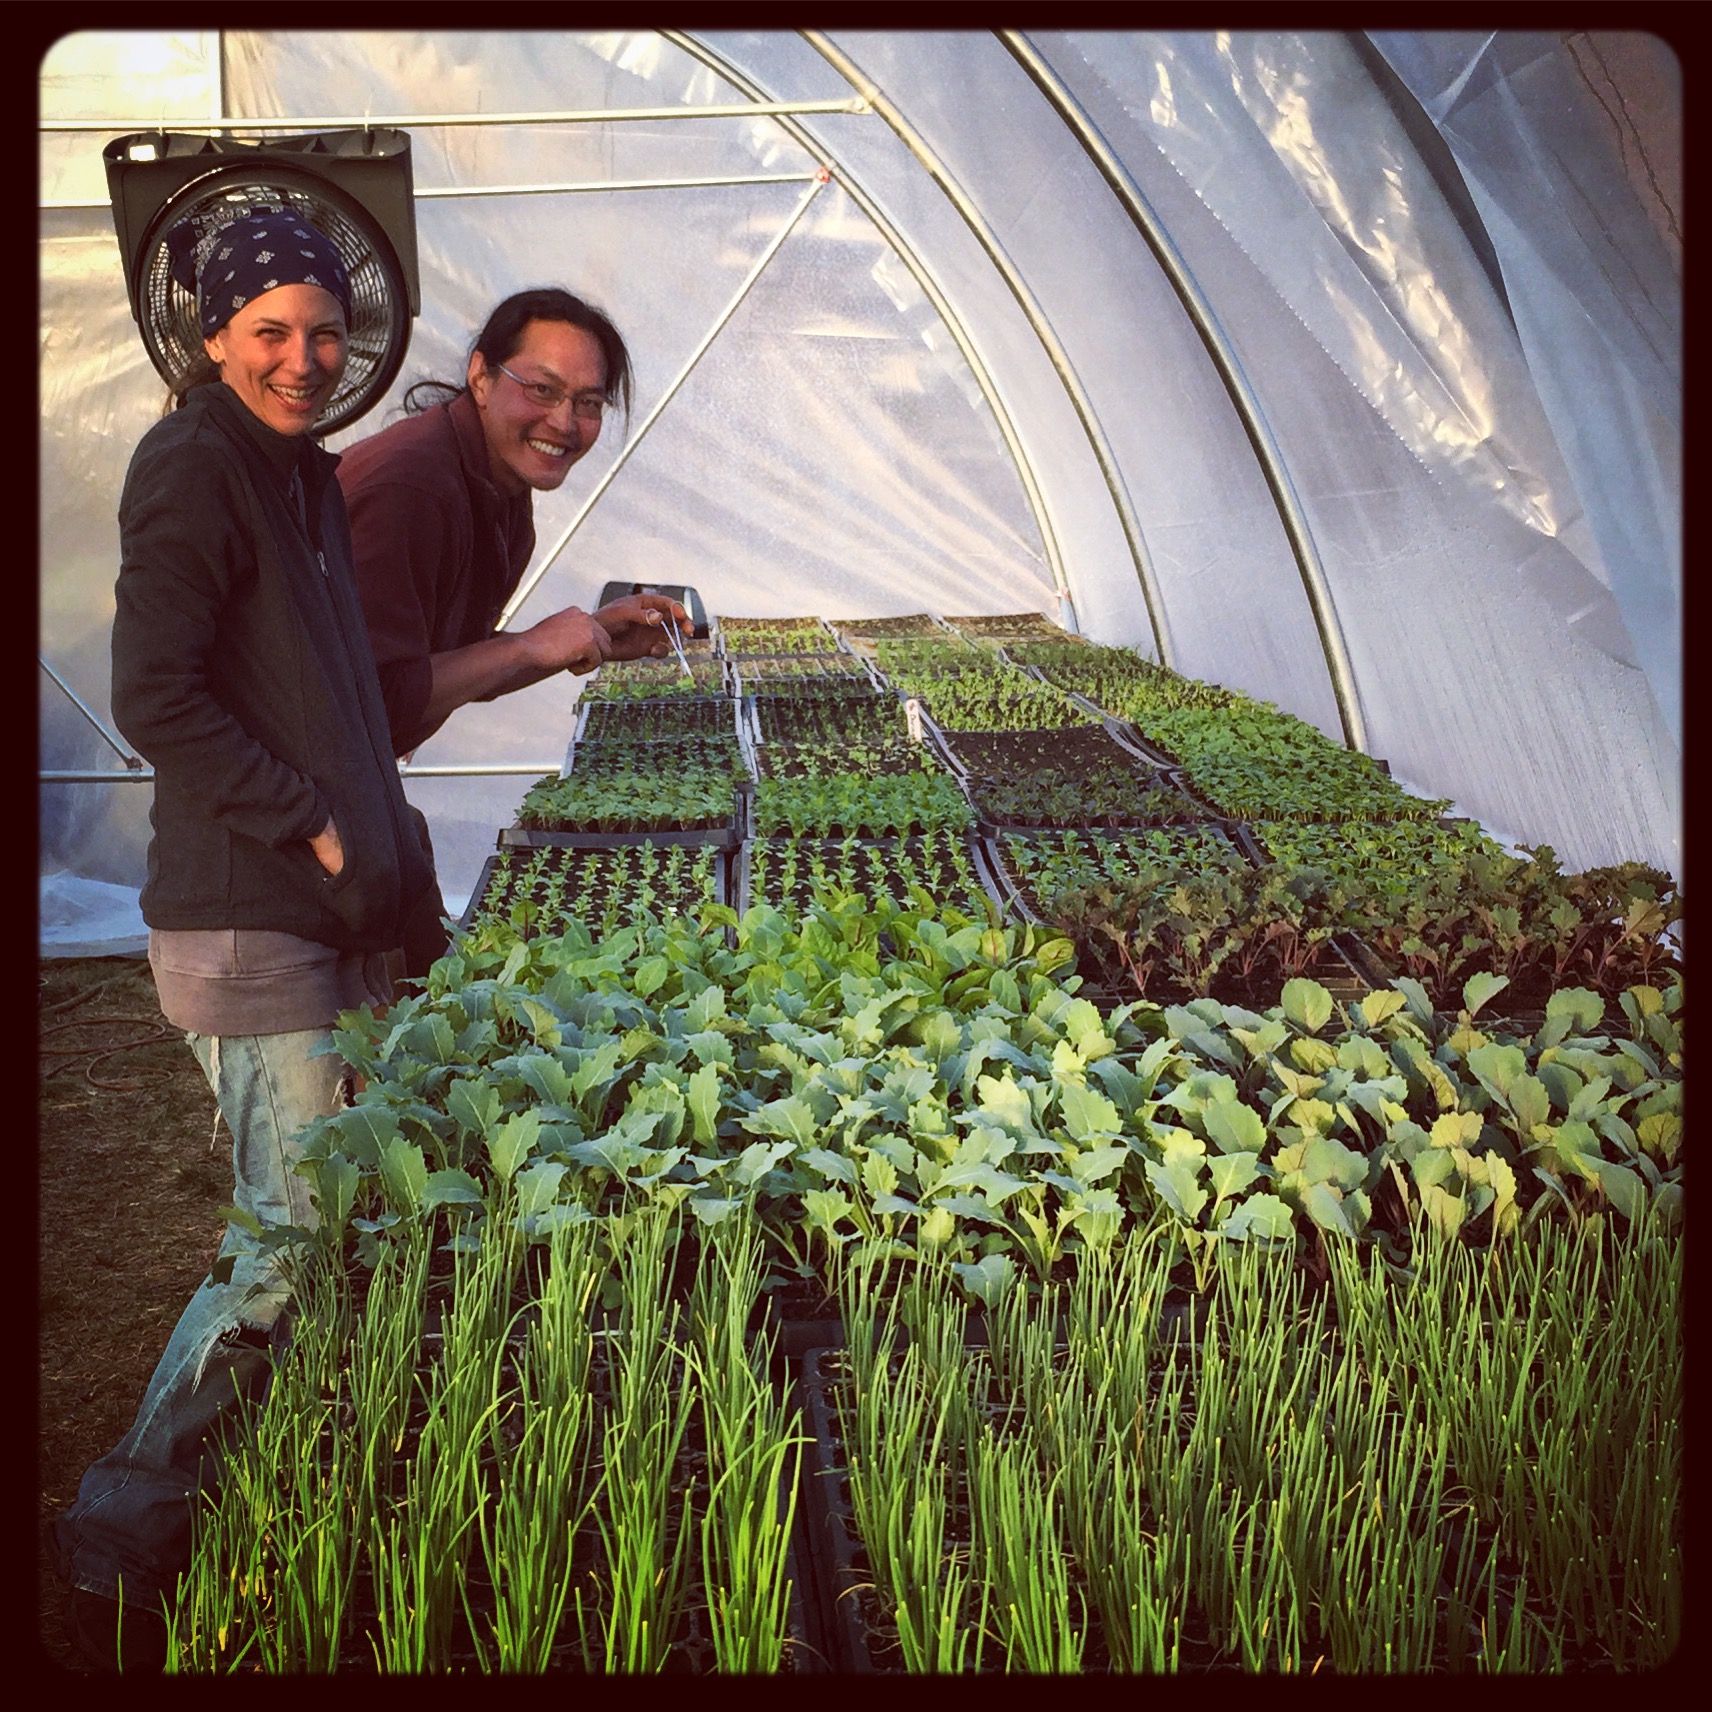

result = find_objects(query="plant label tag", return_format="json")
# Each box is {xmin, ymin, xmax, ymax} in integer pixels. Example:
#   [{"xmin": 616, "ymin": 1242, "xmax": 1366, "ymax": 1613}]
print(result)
[{"xmin": 905, "ymin": 697, "xmax": 923, "ymax": 743}]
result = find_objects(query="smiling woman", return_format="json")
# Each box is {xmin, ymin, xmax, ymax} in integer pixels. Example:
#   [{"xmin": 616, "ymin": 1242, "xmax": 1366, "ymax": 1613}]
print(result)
[
  {"xmin": 203, "ymin": 284, "xmax": 349, "ymax": 436},
  {"xmin": 52, "ymin": 208, "xmax": 441, "ymax": 1671}
]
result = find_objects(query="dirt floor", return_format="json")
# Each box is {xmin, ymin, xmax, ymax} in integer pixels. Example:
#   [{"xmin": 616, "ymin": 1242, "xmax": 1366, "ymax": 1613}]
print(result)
[{"xmin": 36, "ymin": 955, "xmax": 227, "ymax": 1675}]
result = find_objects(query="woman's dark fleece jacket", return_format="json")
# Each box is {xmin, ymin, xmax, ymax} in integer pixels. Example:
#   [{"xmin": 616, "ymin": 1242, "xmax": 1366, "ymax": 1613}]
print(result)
[{"xmin": 111, "ymin": 382, "xmax": 436, "ymax": 956}]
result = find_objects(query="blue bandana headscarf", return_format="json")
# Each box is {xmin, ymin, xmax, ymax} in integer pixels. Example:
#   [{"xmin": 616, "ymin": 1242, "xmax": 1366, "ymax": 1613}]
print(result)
[{"xmin": 166, "ymin": 208, "xmax": 353, "ymax": 338}]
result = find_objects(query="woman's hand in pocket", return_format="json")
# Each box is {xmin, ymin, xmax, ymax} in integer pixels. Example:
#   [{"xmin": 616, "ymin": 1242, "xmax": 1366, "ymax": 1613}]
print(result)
[{"xmin": 309, "ymin": 817, "xmax": 346, "ymax": 877}]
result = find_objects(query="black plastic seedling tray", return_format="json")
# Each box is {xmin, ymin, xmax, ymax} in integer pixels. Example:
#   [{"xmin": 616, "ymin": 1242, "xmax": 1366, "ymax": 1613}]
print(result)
[
  {"xmin": 501, "ymin": 786, "xmax": 753, "ymax": 851},
  {"xmin": 458, "ymin": 843, "xmax": 731, "ymax": 935},
  {"xmin": 736, "ymin": 833, "xmax": 1006, "ymax": 922}
]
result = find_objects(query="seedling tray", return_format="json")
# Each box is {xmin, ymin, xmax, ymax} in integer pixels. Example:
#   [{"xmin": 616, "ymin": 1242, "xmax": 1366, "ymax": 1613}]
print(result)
[
  {"xmin": 751, "ymin": 735, "xmax": 956, "ymax": 784},
  {"xmin": 714, "ymin": 616, "xmax": 841, "ymax": 657},
  {"xmin": 501, "ymin": 787, "xmax": 752, "ymax": 850},
  {"xmin": 942, "ymin": 610, "xmax": 1063, "ymax": 640},
  {"xmin": 579, "ymin": 656, "xmax": 731, "ymax": 700},
  {"xmin": 574, "ymin": 695, "xmax": 741, "ymax": 744},
  {"xmin": 731, "ymin": 668, "xmax": 887, "ymax": 703},
  {"xmin": 745, "ymin": 690, "xmax": 939, "ymax": 751},
  {"xmin": 795, "ymin": 1348, "xmax": 879, "ymax": 1674},
  {"xmin": 981, "ymin": 823, "xmax": 1249, "ymax": 926},
  {"xmin": 457, "ymin": 842, "xmax": 731, "ymax": 935},
  {"xmin": 736, "ymin": 832, "xmax": 1005, "ymax": 921}
]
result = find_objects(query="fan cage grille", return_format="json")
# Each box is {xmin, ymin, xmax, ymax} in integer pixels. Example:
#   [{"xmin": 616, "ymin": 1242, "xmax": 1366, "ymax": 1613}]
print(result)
[{"xmin": 138, "ymin": 174, "xmax": 407, "ymax": 436}]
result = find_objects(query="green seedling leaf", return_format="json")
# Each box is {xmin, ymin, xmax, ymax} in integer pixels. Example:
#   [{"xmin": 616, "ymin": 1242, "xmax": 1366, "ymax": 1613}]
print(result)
[
  {"xmin": 423, "ymin": 1167, "xmax": 483, "ymax": 1211},
  {"xmin": 919, "ymin": 1204, "xmax": 957, "ymax": 1247},
  {"xmin": 303, "ymin": 1152, "xmax": 360, "ymax": 1229},
  {"xmin": 732, "ymin": 1138, "xmax": 795, "ymax": 1188},
  {"xmin": 1289, "ymin": 1036, "xmax": 1340, "ymax": 1076},
  {"xmin": 515, "ymin": 1160, "xmax": 568, "ymax": 1219},
  {"xmin": 1637, "ymin": 1112, "xmax": 1682, "ymax": 1166},
  {"xmin": 1508, "ymin": 1074, "xmax": 1552, "ymax": 1133},
  {"xmin": 445, "ymin": 1075, "xmax": 500, "ymax": 1140},
  {"xmin": 932, "ymin": 1160, "xmax": 1028, "ymax": 1204},
  {"xmin": 1204, "ymin": 1097, "xmax": 1267, "ymax": 1155},
  {"xmin": 1585, "ymin": 1158, "xmax": 1647, "ymax": 1222},
  {"xmin": 1219, "ymin": 1193, "xmax": 1295, "ymax": 1243},
  {"xmin": 1534, "ymin": 1059, "xmax": 1584, "ymax": 1113},
  {"xmin": 684, "ymin": 1028, "xmax": 734, "ymax": 1068},
  {"xmin": 1058, "ymin": 1080, "xmax": 1123, "ymax": 1144},
  {"xmin": 378, "ymin": 1135, "xmax": 428, "ymax": 1215},
  {"xmin": 860, "ymin": 1151, "xmax": 900, "ymax": 1199},
  {"xmin": 219, "ymin": 1203, "xmax": 266, "ymax": 1241},
  {"xmin": 742, "ymin": 1092, "xmax": 822, "ymax": 1148},
  {"xmin": 1146, "ymin": 1155, "xmax": 1210, "ymax": 1224},
  {"xmin": 1546, "ymin": 986, "xmax": 1606, "ymax": 1036},
  {"xmin": 803, "ymin": 1189, "xmax": 854, "ymax": 1231},
  {"xmin": 1466, "ymin": 1042, "xmax": 1527, "ymax": 1105},
  {"xmin": 951, "ymin": 1252, "xmax": 1018, "ymax": 1309},
  {"xmin": 1301, "ymin": 1180, "xmax": 1357, "ymax": 1239},
  {"xmin": 1354, "ymin": 990, "xmax": 1408, "ymax": 1029},
  {"xmin": 1066, "ymin": 1143, "xmax": 1129, "ymax": 1187},
  {"xmin": 685, "ymin": 982, "xmax": 727, "ymax": 1033},
  {"xmin": 975, "ymin": 1073, "xmax": 1042, "ymax": 1141},
  {"xmin": 631, "ymin": 954, "xmax": 671, "ymax": 999},
  {"xmin": 1229, "ymin": 1019, "xmax": 1292, "ymax": 1063},
  {"xmin": 1300, "ymin": 1134, "xmax": 1367, "ymax": 1191},
  {"xmin": 515, "ymin": 995, "xmax": 565, "ymax": 1047},
  {"xmin": 488, "ymin": 1109, "xmax": 541, "ymax": 1181},
  {"xmin": 1336, "ymin": 1034, "xmax": 1393, "ymax": 1079},
  {"xmin": 1390, "ymin": 1037, "xmax": 1460, "ymax": 1112},
  {"xmin": 1208, "ymin": 1150, "xmax": 1263, "ymax": 1203},
  {"xmin": 1566, "ymin": 1075, "xmax": 1616, "ymax": 1122},
  {"xmin": 1461, "ymin": 971, "xmax": 1510, "ymax": 1018},
  {"xmin": 570, "ymin": 1039, "xmax": 624, "ymax": 1101},
  {"xmin": 802, "ymin": 1146, "xmax": 857, "ymax": 1184},
  {"xmin": 1418, "ymin": 1181, "xmax": 1467, "ymax": 1241},
  {"xmin": 1653, "ymin": 1181, "xmax": 1684, "ymax": 1234},
  {"xmin": 1410, "ymin": 1148, "xmax": 1458, "ymax": 1192},
  {"xmin": 1382, "ymin": 1118, "xmax": 1429, "ymax": 1159},
  {"xmin": 1281, "ymin": 978, "xmax": 1335, "ymax": 1034},
  {"xmin": 687, "ymin": 1062, "xmax": 723, "ymax": 1146},
  {"xmin": 912, "ymin": 1010, "xmax": 964, "ymax": 1063},
  {"xmin": 687, "ymin": 1195, "xmax": 742, "ymax": 1225},
  {"xmin": 1391, "ymin": 976, "xmax": 1436, "ymax": 1026},
  {"xmin": 322, "ymin": 1102, "xmax": 400, "ymax": 1168},
  {"xmin": 1430, "ymin": 1111, "xmax": 1483, "ymax": 1150}
]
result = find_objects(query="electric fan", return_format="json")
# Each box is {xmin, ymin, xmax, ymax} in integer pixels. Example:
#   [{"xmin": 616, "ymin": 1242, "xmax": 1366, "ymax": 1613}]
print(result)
[{"xmin": 104, "ymin": 129, "xmax": 418, "ymax": 437}]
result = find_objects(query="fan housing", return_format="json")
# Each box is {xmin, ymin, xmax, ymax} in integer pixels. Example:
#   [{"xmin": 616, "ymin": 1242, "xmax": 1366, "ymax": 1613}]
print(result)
[{"xmin": 104, "ymin": 129, "xmax": 418, "ymax": 436}]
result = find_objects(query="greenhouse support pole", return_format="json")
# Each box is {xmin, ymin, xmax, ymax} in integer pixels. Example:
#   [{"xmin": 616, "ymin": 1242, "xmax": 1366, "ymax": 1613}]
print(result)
[
  {"xmin": 1001, "ymin": 31, "xmax": 1369, "ymax": 752},
  {"xmin": 38, "ymin": 658, "xmax": 144, "ymax": 770},
  {"xmin": 43, "ymin": 100, "xmax": 870, "ymax": 134}
]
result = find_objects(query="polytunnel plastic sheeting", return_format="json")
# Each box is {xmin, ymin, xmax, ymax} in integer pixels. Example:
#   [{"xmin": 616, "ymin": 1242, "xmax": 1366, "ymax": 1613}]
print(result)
[
  {"xmin": 38, "ymin": 27, "xmax": 1682, "ymax": 956},
  {"xmin": 1369, "ymin": 30, "xmax": 1682, "ymax": 747},
  {"xmin": 1019, "ymin": 30, "xmax": 1678, "ymax": 874}
]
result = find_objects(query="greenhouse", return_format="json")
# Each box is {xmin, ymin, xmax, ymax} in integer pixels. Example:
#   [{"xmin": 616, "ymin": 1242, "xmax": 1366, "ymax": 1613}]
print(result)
[{"xmin": 38, "ymin": 29, "xmax": 1680, "ymax": 1675}]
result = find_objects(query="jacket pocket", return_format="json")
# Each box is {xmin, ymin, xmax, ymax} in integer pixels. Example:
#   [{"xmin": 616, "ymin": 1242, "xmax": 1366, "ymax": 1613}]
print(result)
[{"xmin": 314, "ymin": 809, "xmax": 404, "ymax": 943}]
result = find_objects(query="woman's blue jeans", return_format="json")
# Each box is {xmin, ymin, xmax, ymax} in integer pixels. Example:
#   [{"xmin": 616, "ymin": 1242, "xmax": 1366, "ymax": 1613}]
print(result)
[{"xmin": 54, "ymin": 1027, "xmax": 346, "ymax": 1609}]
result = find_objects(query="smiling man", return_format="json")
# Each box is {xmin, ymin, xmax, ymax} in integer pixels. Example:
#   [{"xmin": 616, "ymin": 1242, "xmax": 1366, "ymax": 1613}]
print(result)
[{"xmin": 336, "ymin": 287, "xmax": 685, "ymax": 760}]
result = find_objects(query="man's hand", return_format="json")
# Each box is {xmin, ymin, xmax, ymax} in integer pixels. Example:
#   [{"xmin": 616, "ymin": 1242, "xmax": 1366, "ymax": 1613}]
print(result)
[
  {"xmin": 521, "ymin": 605, "xmax": 613, "ymax": 677},
  {"xmin": 592, "ymin": 592, "xmax": 691, "ymax": 663},
  {"xmin": 310, "ymin": 817, "xmax": 345, "ymax": 877}
]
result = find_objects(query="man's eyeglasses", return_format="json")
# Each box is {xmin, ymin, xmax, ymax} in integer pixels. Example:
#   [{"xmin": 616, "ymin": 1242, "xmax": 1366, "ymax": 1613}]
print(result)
[{"xmin": 493, "ymin": 361, "xmax": 606, "ymax": 421}]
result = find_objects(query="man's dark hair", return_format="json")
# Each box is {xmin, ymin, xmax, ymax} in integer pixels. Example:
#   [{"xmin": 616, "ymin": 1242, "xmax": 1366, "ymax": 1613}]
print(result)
[{"xmin": 403, "ymin": 287, "xmax": 632, "ymax": 422}]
